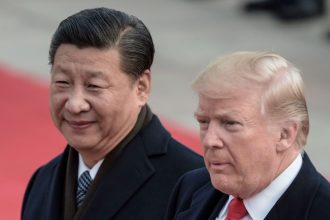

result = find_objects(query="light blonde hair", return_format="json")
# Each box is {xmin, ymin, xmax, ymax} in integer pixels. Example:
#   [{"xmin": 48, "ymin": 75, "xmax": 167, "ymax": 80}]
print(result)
[{"xmin": 193, "ymin": 51, "xmax": 309, "ymax": 148}]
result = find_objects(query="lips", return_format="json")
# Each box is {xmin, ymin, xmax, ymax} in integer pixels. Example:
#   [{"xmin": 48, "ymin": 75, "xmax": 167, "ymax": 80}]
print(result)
[
  {"xmin": 208, "ymin": 160, "xmax": 231, "ymax": 172},
  {"xmin": 66, "ymin": 120, "xmax": 94, "ymax": 129}
]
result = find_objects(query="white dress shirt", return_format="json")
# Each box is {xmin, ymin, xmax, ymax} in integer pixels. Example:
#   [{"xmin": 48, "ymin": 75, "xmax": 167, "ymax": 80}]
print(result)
[
  {"xmin": 216, "ymin": 153, "xmax": 303, "ymax": 220},
  {"xmin": 78, "ymin": 154, "xmax": 104, "ymax": 180}
]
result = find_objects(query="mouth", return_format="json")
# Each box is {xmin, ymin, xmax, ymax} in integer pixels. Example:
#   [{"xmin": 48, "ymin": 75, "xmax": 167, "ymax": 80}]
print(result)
[
  {"xmin": 208, "ymin": 161, "xmax": 231, "ymax": 171},
  {"xmin": 65, "ymin": 120, "xmax": 95, "ymax": 129}
]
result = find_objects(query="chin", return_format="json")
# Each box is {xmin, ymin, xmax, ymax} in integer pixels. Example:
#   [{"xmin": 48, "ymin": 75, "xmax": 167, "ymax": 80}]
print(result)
[
  {"xmin": 210, "ymin": 174, "xmax": 236, "ymax": 194},
  {"xmin": 67, "ymin": 138, "xmax": 97, "ymax": 150}
]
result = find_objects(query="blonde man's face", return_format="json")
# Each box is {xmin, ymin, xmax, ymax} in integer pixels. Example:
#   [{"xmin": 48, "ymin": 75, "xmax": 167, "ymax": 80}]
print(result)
[{"xmin": 195, "ymin": 91, "xmax": 283, "ymax": 198}]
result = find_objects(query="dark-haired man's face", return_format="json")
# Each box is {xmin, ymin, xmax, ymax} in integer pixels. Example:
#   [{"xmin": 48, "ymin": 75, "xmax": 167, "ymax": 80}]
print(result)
[{"xmin": 49, "ymin": 44, "xmax": 150, "ymax": 159}]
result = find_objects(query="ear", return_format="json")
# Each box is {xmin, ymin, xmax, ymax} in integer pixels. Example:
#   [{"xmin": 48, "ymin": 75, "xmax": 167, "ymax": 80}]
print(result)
[
  {"xmin": 276, "ymin": 121, "xmax": 298, "ymax": 152},
  {"xmin": 136, "ymin": 69, "xmax": 151, "ymax": 106}
]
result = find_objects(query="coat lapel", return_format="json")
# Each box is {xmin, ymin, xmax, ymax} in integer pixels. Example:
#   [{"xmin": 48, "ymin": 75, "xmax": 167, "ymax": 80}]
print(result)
[
  {"xmin": 265, "ymin": 153, "xmax": 321, "ymax": 219},
  {"xmin": 79, "ymin": 135, "xmax": 155, "ymax": 220},
  {"xmin": 44, "ymin": 148, "xmax": 70, "ymax": 220}
]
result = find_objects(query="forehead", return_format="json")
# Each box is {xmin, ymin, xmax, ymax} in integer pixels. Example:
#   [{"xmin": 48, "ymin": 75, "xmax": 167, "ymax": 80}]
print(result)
[
  {"xmin": 52, "ymin": 44, "xmax": 121, "ymax": 74},
  {"xmin": 196, "ymin": 91, "xmax": 262, "ymax": 117}
]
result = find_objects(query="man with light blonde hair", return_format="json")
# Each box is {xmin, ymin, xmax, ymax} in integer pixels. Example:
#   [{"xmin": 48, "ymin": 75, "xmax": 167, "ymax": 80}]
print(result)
[{"xmin": 167, "ymin": 51, "xmax": 330, "ymax": 220}]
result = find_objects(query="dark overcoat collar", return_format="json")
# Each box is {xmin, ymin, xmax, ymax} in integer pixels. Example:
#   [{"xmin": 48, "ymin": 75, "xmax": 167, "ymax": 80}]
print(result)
[
  {"xmin": 41, "ymin": 115, "xmax": 171, "ymax": 220},
  {"xmin": 78, "ymin": 115, "xmax": 170, "ymax": 219},
  {"xmin": 265, "ymin": 153, "xmax": 322, "ymax": 219},
  {"xmin": 43, "ymin": 147, "xmax": 70, "ymax": 220},
  {"xmin": 175, "ymin": 153, "xmax": 324, "ymax": 220}
]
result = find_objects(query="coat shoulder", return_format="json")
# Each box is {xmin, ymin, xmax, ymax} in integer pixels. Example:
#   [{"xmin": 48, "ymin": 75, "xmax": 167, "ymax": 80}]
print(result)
[
  {"xmin": 166, "ymin": 168, "xmax": 212, "ymax": 220},
  {"xmin": 309, "ymin": 175, "xmax": 330, "ymax": 218},
  {"xmin": 29, "ymin": 152, "xmax": 65, "ymax": 181},
  {"xmin": 21, "ymin": 151, "xmax": 65, "ymax": 219},
  {"xmin": 140, "ymin": 115, "xmax": 204, "ymax": 171},
  {"xmin": 179, "ymin": 168, "xmax": 210, "ymax": 188},
  {"xmin": 167, "ymin": 138, "xmax": 204, "ymax": 166}
]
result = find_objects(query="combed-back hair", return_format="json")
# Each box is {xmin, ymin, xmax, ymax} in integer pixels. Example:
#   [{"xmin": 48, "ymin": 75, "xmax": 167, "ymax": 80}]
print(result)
[
  {"xmin": 49, "ymin": 7, "xmax": 155, "ymax": 80},
  {"xmin": 193, "ymin": 51, "xmax": 309, "ymax": 148}
]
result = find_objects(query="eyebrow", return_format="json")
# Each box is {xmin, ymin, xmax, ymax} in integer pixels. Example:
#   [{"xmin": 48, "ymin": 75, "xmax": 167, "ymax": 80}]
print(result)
[
  {"xmin": 195, "ymin": 109, "xmax": 242, "ymax": 118},
  {"xmin": 51, "ymin": 65, "xmax": 70, "ymax": 75},
  {"xmin": 52, "ymin": 65, "xmax": 108, "ymax": 80},
  {"xmin": 84, "ymin": 71, "xmax": 108, "ymax": 80}
]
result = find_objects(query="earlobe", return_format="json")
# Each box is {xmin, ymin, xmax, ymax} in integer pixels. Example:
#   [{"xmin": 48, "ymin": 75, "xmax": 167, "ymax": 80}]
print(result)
[
  {"xmin": 136, "ymin": 69, "xmax": 151, "ymax": 105},
  {"xmin": 276, "ymin": 122, "xmax": 298, "ymax": 152}
]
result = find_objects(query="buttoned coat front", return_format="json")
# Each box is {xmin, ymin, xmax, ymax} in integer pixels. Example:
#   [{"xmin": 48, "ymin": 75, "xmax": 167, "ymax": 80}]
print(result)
[{"xmin": 22, "ymin": 116, "xmax": 204, "ymax": 220}]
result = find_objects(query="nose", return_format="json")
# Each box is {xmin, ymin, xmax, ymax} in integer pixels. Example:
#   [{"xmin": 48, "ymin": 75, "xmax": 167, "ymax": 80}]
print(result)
[
  {"xmin": 202, "ymin": 122, "xmax": 224, "ymax": 150},
  {"xmin": 65, "ymin": 88, "xmax": 90, "ymax": 114}
]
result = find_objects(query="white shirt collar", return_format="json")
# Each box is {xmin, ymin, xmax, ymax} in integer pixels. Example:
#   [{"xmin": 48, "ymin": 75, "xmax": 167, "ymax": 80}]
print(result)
[
  {"xmin": 217, "ymin": 153, "xmax": 302, "ymax": 220},
  {"xmin": 78, "ymin": 154, "xmax": 104, "ymax": 180}
]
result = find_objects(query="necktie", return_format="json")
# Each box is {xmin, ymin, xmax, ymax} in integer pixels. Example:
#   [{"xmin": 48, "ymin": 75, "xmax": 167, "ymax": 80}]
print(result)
[
  {"xmin": 225, "ymin": 197, "xmax": 248, "ymax": 220},
  {"xmin": 76, "ymin": 170, "xmax": 92, "ymax": 208}
]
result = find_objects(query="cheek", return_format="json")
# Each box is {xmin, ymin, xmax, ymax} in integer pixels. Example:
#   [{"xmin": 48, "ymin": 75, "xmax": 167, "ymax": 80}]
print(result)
[
  {"xmin": 49, "ymin": 92, "xmax": 67, "ymax": 122},
  {"xmin": 227, "ymin": 139, "xmax": 261, "ymax": 177},
  {"xmin": 50, "ymin": 94, "xmax": 64, "ymax": 112},
  {"xmin": 200, "ymin": 133, "xmax": 206, "ymax": 151},
  {"xmin": 239, "ymin": 145, "xmax": 276, "ymax": 184}
]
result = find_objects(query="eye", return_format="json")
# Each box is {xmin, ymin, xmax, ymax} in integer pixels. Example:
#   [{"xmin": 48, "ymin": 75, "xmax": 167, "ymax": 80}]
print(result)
[
  {"xmin": 197, "ymin": 118, "xmax": 209, "ymax": 130},
  {"xmin": 87, "ymin": 84, "xmax": 100, "ymax": 88},
  {"xmin": 87, "ymin": 83, "xmax": 102, "ymax": 90},
  {"xmin": 55, "ymin": 80, "xmax": 69, "ymax": 88},
  {"xmin": 223, "ymin": 120, "xmax": 242, "ymax": 131},
  {"xmin": 225, "ymin": 120, "xmax": 239, "ymax": 126}
]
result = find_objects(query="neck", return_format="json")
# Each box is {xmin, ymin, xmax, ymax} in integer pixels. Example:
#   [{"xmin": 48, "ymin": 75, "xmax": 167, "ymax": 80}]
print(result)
[{"xmin": 275, "ymin": 149, "xmax": 300, "ymax": 179}]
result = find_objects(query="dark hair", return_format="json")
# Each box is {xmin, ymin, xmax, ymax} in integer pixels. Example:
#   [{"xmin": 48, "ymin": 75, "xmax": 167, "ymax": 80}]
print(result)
[{"xmin": 49, "ymin": 7, "xmax": 155, "ymax": 80}]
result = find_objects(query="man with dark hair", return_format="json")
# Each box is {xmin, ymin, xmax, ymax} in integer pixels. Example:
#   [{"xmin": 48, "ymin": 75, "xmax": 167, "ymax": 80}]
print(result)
[{"xmin": 22, "ymin": 7, "xmax": 203, "ymax": 220}]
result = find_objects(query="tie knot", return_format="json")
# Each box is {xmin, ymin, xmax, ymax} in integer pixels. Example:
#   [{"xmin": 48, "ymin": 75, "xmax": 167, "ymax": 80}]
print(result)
[
  {"xmin": 225, "ymin": 197, "xmax": 248, "ymax": 220},
  {"xmin": 76, "ymin": 171, "xmax": 92, "ymax": 207}
]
